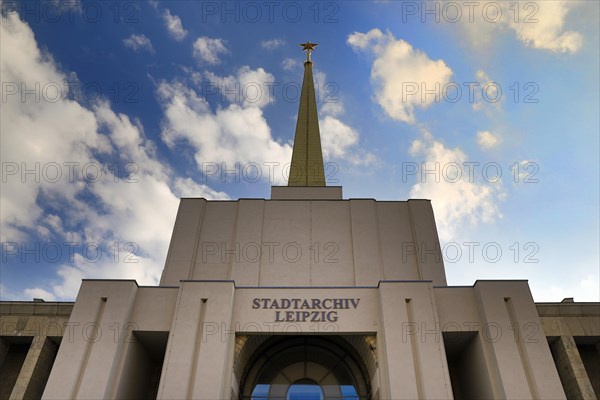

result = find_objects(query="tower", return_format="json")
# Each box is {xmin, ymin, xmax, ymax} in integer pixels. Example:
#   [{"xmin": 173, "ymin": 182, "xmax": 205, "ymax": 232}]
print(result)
[
  {"xmin": 28, "ymin": 43, "xmax": 586, "ymax": 400},
  {"xmin": 288, "ymin": 42, "xmax": 326, "ymax": 187}
]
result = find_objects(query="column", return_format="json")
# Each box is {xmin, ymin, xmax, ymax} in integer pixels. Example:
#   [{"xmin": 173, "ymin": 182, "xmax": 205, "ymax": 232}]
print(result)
[
  {"xmin": 378, "ymin": 281, "xmax": 453, "ymax": 399},
  {"xmin": 473, "ymin": 281, "xmax": 566, "ymax": 399},
  {"xmin": 550, "ymin": 335, "xmax": 596, "ymax": 399},
  {"xmin": 10, "ymin": 337, "xmax": 58, "ymax": 400},
  {"xmin": 157, "ymin": 281, "xmax": 235, "ymax": 400},
  {"xmin": 42, "ymin": 280, "xmax": 138, "ymax": 399}
]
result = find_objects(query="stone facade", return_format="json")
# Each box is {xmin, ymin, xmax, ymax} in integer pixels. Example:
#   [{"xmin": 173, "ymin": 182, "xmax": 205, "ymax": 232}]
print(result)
[
  {"xmin": 1, "ymin": 53, "xmax": 598, "ymax": 399},
  {"xmin": 0, "ymin": 302, "xmax": 72, "ymax": 400},
  {"xmin": 1, "ymin": 281, "xmax": 598, "ymax": 399}
]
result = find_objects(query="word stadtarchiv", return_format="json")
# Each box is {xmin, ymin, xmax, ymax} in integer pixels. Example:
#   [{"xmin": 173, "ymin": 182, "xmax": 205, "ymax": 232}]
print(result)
[{"xmin": 252, "ymin": 297, "xmax": 360, "ymax": 323}]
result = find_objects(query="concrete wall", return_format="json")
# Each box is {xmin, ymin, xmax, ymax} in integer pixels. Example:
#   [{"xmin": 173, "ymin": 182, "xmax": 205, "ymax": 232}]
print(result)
[
  {"xmin": 538, "ymin": 302, "xmax": 600, "ymax": 399},
  {"xmin": 0, "ymin": 302, "xmax": 71, "ymax": 400},
  {"xmin": 436, "ymin": 281, "xmax": 567, "ymax": 399},
  {"xmin": 537, "ymin": 302, "xmax": 600, "ymax": 338},
  {"xmin": 3, "ymin": 271, "xmax": 594, "ymax": 400},
  {"xmin": 157, "ymin": 281, "xmax": 235, "ymax": 400},
  {"xmin": 42, "ymin": 281, "xmax": 141, "ymax": 399},
  {"xmin": 550, "ymin": 336, "xmax": 596, "ymax": 399},
  {"xmin": 578, "ymin": 344, "xmax": 600, "ymax": 398},
  {"xmin": 377, "ymin": 281, "xmax": 453, "ymax": 399},
  {"xmin": 160, "ymin": 198, "xmax": 447, "ymax": 287},
  {"xmin": 2, "ymin": 195, "xmax": 597, "ymax": 399},
  {"xmin": 0, "ymin": 339, "xmax": 30, "ymax": 400},
  {"xmin": 446, "ymin": 333, "xmax": 495, "ymax": 400},
  {"xmin": 21, "ymin": 279, "xmax": 582, "ymax": 399},
  {"xmin": 111, "ymin": 332, "xmax": 165, "ymax": 399}
]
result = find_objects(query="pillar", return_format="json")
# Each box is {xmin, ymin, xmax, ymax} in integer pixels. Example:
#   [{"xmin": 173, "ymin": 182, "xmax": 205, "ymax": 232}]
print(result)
[
  {"xmin": 10, "ymin": 337, "xmax": 57, "ymax": 400},
  {"xmin": 550, "ymin": 335, "xmax": 596, "ymax": 399}
]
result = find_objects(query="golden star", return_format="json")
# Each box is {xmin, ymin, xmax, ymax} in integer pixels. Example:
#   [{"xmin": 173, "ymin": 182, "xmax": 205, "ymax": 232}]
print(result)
[
  {"xmin": 300, "ymin": 41, "xmax": 318, "ymax": 62},
  {"xmin": 300, "ymin": 41, "xmax": 318, "ymax": 52}
]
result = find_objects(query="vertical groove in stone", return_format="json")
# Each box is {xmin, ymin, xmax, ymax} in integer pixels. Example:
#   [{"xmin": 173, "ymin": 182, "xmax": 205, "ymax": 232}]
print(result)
[
  {"xmin": 406, "ymin": 298, "xmax": 424, "ymax": 398},
  {"xmin": 505, "ymin": 297, "xmax": 538, "ymax": 399},
  {"xmin": 187, "ymin": 298, "xmax": 207, "ymax": 398},
  {"xmin": 189, "ymin": 201, "xmax": 206, "ymax": 280},
  {"xmin": 72, "ymin": 297, "xmax": 106, "ymax": 399}
]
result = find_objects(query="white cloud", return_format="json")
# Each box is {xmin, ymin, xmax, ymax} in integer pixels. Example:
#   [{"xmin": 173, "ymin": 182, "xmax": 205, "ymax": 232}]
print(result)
[
  {"xmin": 459, "ymin": 1, "xmax": 582, "ymax": 53},
  {"xmin": 281, "ymin": 58, "xmax": 300, "ymax": 71},
  {"xmin": 29, "ymin": 101, "xmax": 182, "ymax": 299},
  {"xmin": 48, "ymin": 252, "xmax": 167, "ymax": 300},
  {"xmin": 409, "ymin": 139, "xmax": 424, "ymax": 156},
  {"xmin": 36, "ymin": 214, "xmax": 64, "ymax": 239},
  {"xmin": 314, "ymin": 70, "xmax": 376, "ymax": 166},
  {"xmin": 313, "ymin": 70, "xmax": 338, "ymax": 108},
  {"xmin": 347, "ymin": 29, "xmax": 453, "ymax": 124},
  {"xmin": 123, "ymin": 34, "xmax": 155, "ymax": 53},
  {"xmin": 507, "ymin": 1, "xmax": 582, "ymax": 52},
  {"xmin": 318, "ymin": 116, "xmax": 376, "ymax": 167},
  {"xmin": 1, "ymin": 10, "xmax": 110, "ymax": 243},
  {"xmin": 320, "ymin": 116, "xmax": 359, "ymax": 160},
  {"xmin": 173, "ymin": 177, "xmax": 230, "ymax": 199},
  {"xmin": 163, "ymin": 9, "xmax": 188, "ymax": 41},
  {"xmin": 179, "ymin": 65, "xmax": 202, "ymax": 86},
  {"xmin": 531, "ymin": 273, "xmax": 600, "ymax": 302},
  {"xmin": 472, "ymin": 69, "xmax": 503, "ymax": 113},
  {"xmin": 477, "ymin": 130, "xmax": 501, "ymax": 150},
  {"xmin": 261, "ymin": 39, "xmax": 286, "ymax": 50},
  {"xmin": 193, "ymin": 37, "xmax": 228, "ymax": 65},
  {"xmin": 409, "ymin": 130, "xmax": 504, "ymax": 241},
  {"xmin": 23, "ymin": 288, "xmax": 56, "ymax": 301},
  {"xmin": 313, "ymin": 68, "xmax": 345, "ymax": 117},
  {"xmin": 347, "ymin": 28, "xmax": 389, "ymax": 52},
  {"xmin": 1, "ymin": 11, "xmax": 227, "ymax": 300},
  {"xmin": 205, "ymin": 66, "xmax": 276, "ymax": 109},
  {"xmin": 1, "ymin": 284, "xmax": 26, "ymax": 301},
  {"xmin": 321, "ymin": 100, "xmax": 344, "ymax": 117},
  {"xmin": 157, "ymin": 79, "xmax": 292, "ymax": 185}
]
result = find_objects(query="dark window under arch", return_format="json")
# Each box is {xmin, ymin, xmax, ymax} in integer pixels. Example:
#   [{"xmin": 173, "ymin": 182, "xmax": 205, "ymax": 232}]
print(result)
[
  {"xmin": 241, "ymin": 336, "xmax": 369, "ymax": 400},
  {"xmin": 286, "ymin": 379, "xmax": 323, "ymax": 400}
]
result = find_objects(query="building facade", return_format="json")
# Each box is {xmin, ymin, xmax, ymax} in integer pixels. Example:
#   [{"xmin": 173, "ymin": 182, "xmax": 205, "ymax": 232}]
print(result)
[{"xmin": 1, "ymin": 46, "xmax": 599, "ymax": 400}]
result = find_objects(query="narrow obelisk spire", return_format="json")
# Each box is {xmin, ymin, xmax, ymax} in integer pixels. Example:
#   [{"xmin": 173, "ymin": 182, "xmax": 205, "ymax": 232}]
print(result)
[{"xmin": 288, "ymin": 41, "xmax": 326, "ymax": 186}]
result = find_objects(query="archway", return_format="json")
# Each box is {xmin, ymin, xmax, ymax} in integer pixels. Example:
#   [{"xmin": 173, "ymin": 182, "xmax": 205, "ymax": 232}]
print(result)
[{"xmin": 239, "ymin": 336, "xmax": 371, "ymax": 400}]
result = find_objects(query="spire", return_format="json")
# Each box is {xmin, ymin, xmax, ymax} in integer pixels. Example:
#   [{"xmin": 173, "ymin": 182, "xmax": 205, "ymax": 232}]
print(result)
[{"xmin": 288, "ymin": 42, "xmax": 326, "ymax": 187}]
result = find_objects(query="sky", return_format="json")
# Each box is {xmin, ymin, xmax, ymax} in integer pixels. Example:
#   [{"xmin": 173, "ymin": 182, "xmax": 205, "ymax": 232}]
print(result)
[{"xmin": 1, "ymin": 0, "xmax": 598, "ymax": 302}]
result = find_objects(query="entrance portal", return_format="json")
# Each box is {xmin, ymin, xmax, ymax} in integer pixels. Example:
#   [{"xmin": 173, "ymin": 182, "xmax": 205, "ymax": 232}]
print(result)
[{"xmin": 239, "ymin": 336, "xmax": 371, "ymax": 400}]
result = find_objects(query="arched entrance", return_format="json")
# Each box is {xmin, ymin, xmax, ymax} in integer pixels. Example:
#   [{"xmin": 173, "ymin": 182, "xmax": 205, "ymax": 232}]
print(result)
[{"xmin": 239, "ymin": 336, "xmax": 371, "ymax": 400}]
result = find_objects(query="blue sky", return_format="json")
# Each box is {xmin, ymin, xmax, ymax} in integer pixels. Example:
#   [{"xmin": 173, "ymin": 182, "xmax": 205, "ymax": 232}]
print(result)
[{"xmin": 1, "ymin": 0, "xmax": 598, "ymax": 302}]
